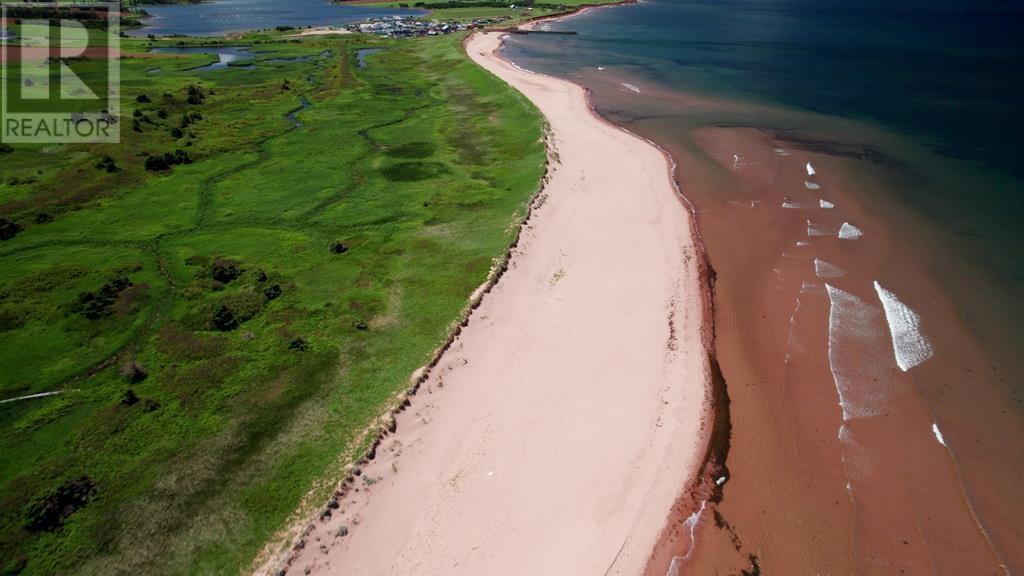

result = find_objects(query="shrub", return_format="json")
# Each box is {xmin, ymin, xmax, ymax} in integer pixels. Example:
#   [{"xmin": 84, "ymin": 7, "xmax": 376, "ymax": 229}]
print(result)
[
  {"xmin": 211, "ymin": 258, "xmax": 243, "ymax": 283},
  {"xmin": 0, "ymin": 218, "xmax": 22, "ymax": 241},
  {"xmin": 263, "ymin": 284, "xmax": 282, "ymax": 301},
  {"xmin": 186, "ymin": 85, "xmax": 205, "ymax": 105},
  {"xmin": 144, "ymin": 150, "xmax": 191, "ymax": 172},
  {"xmin": 136, "ymin": 94, "xmax": 151, "ymax": 103},
  {"xmin": 120, "ymin": 359, "xmax": 148, "ymax": 383},
  {"xmin": 23, "ymin": 476, "xmax": 96, "ymax": 532},
  {"xmin": 74, "ymin": 276, "xmax": 132, "ymax": 319},
  {"xmin": 212, "ymin": 305, "xmax": 238, "ymax": 331},
  {"xmin": 144, "ymin": 155, "xmax": 169, "ymax": 172},
  {"xmin": 95, "ymin": 155, "xmax": 119, "ymax": 172},
  {"xmin": 120, "ymin": 389, "xmax": 140, "ymax": 406},
  {"xmin": 329, "ymin": 242, "xmax": 349, "ymax": 254}
]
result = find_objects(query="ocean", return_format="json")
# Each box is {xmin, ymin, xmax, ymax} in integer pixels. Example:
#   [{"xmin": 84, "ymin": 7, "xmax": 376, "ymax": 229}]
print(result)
[{"xmin": 503, "ymin": 1, "xmax": 1024, "ymax": 573}]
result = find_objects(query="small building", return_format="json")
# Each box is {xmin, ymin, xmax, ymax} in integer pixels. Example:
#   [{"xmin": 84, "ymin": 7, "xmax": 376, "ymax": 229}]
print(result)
[{"xmin": 0, "ymin": 28, "xmax": 18, "ymax": 44}]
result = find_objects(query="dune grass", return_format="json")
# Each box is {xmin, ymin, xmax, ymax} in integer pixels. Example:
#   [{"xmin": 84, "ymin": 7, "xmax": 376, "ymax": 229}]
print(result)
[{"xmin": 0, "ymin": 31, "xmax": 545, "ymax": 576}]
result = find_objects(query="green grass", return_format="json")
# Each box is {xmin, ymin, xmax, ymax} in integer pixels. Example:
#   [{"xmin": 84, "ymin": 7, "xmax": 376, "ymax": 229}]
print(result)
[
  {"xmin": 348, "ymin": 0, "xmax": 623, "ymax": 24},
  {"xmin": 0, "ymin": 30, "xmax": 545, "ymax": 576}
]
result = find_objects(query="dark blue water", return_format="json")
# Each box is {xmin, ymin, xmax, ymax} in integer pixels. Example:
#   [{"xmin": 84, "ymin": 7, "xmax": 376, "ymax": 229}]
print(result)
[
  {"xmin": 128, "ymin": 0, "xmax": 421, "ymax": 37},
  {"xmin": 505, "ymin": 0, "xmax": 1024, "ymax": 316},
  {"xmin": 508, "ymin": 0, "xmax": 1024, "ymax": 179}
]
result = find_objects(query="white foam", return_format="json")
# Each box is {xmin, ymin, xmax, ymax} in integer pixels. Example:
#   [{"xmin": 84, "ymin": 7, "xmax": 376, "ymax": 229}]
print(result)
[
  {"xmin": 800, "ymin": 281, "xmax": 822, "ymax": 293},
  {"xmin": 796, "ymin": 241, "xmax": 810, "ymax": 247},
  {"xmin": 814, "ymin": 259, "xmax": 845, "ymax": 279},
  {"xmin": 621, "ymin": 82, "xmax": 641, "ymax": 94},
  {"xmin": 782, "ymin": 200, "xmax": 808, "ymax": 209},
  {"xmin": 597, "ymin": 66, "xmax": 605, "ymax": 70},
  {"xmin": 819, "ymin": 199, "xmax": 834, "ymax": 209},
  {"xmin": 838, "ymin": 221, "xmax": 863, "ymax": 240},
  {"xmin": 839, "ymin": 423, "xmax": 874, "ymax": 483},
  {"xmin": 675, "ymin": 499, "xmax": 707, "ymax": 564},
  {"xmin": 784, "ymin": 297, "xmax": 802, "ymax": 363},
  {"xmin": 838, "ymin": 426, "xmax": 858, "ymax": 503},
  {"xmin": 873, "ymin": 281, "xmax": 934, "ymax": 372},
  {"xmin": 807, "ymin": 219, "xmax": 833, "ymax": 237},
  {"xmin": 805, "ymin": 181, "xmax": 821, "ymax": 190},
  {"xmin": 826, "ymin": 284, "xmax": 893, "ymax": 420},
  {"xmin": 774, "ymin": 148, "xmax": 790, "ymax": 156},
  {"xmin": 932, "ymin": 422, "xmax": 947, "ymax": 447},
  {"xmin": 732, "ymin": 154, "xmax": 740, "ymax": 170},
  {"xmin": 806, "ymin": 161, "xmax": 816, "ymax": 176}
]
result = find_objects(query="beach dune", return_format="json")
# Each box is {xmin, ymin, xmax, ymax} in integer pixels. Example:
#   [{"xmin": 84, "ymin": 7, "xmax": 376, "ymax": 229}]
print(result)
[{"xmin": 278, "ymin": 31, "xmax": 710, "ymax": 576}]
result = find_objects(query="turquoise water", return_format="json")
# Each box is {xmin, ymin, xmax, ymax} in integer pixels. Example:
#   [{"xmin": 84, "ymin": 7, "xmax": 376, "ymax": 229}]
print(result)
[{"xmin": 128, "ymin": 0, "xmax": 420, "ymax": 37}]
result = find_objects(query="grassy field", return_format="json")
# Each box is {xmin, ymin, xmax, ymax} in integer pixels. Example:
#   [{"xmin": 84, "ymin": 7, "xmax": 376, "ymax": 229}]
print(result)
[{"xmin": 0, "ymin": 28, "xmax": 545, "ymax": 575}]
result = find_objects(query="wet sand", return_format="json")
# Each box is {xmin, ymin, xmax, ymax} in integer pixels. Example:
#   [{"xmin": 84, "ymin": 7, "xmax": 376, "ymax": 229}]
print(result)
[
  {"xmin": 269, "ymin": 31, "xmax": 711, "ymax": 576},
  {"xmin": 594, "ymin": 81, "xmax": 1022, "ymax": 575}
]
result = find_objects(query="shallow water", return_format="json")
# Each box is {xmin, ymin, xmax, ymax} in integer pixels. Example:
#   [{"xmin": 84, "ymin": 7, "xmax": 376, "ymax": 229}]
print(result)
[
  {"xmin": 504, "ymin": 1, "xmax": 1024, "ymax": 573},
  {"xmin": 149, "ymin": 46, "xmax": 256, "ymax": 71},
  {"xmin": 356, "ymin": 48, "xmax": 384, "ymax": 69},
  {"xmin": 128, "ymin": 0, "xmax": 421, "ymax": 37}
]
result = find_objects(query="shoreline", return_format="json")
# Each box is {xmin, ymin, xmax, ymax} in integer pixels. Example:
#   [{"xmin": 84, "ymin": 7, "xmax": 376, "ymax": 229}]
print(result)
[
  {"xmin": 508, "ymin": 12, "xmax": 734, "ymax": 573},
  {"xmin": 263, "ymin": 29, "xmax": 714, "ymax": 575},
  {"xmin": 573, "ymin": 77, "xmax": 1021, "ymax": 571}
]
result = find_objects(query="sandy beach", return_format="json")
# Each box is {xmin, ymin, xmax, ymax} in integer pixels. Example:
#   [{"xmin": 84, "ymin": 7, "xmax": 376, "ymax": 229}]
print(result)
[
  {"xmin": 273, "ymin": 31, "xmax": 711, "ymax": 576},
  {"xmin": 286, "ymin": 27, "xmax": 353, "ymax": 37}
]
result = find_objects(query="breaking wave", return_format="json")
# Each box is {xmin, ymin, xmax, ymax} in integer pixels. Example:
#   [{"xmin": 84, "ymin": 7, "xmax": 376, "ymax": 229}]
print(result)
[
  {"xmin": 807, "ymin": 219, "xmax": 833, "ymax": 237},
  {"xmin": 932, "ymin": 422, "xmax": 947, "ymax": 447},
  {"xmin": 826, "ymin": 284, "xmax": 894, "ymax": 420},
  {"xmin": 838, "ymin": 222, "xmax": 863, "ymax": 240},
  {"xmin": 873, "ymin": 281, "xmax": 934, "ymax": 371},
  {"xmin": 814, "ymin": 259, "xmax": 845, "ymax": 279}
]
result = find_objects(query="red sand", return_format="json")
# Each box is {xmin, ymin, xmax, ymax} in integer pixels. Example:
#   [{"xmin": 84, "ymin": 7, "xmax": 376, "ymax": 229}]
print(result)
[{"xmin": 631, "ymin": 112, "xmax": 1019, "ymax": 575}]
